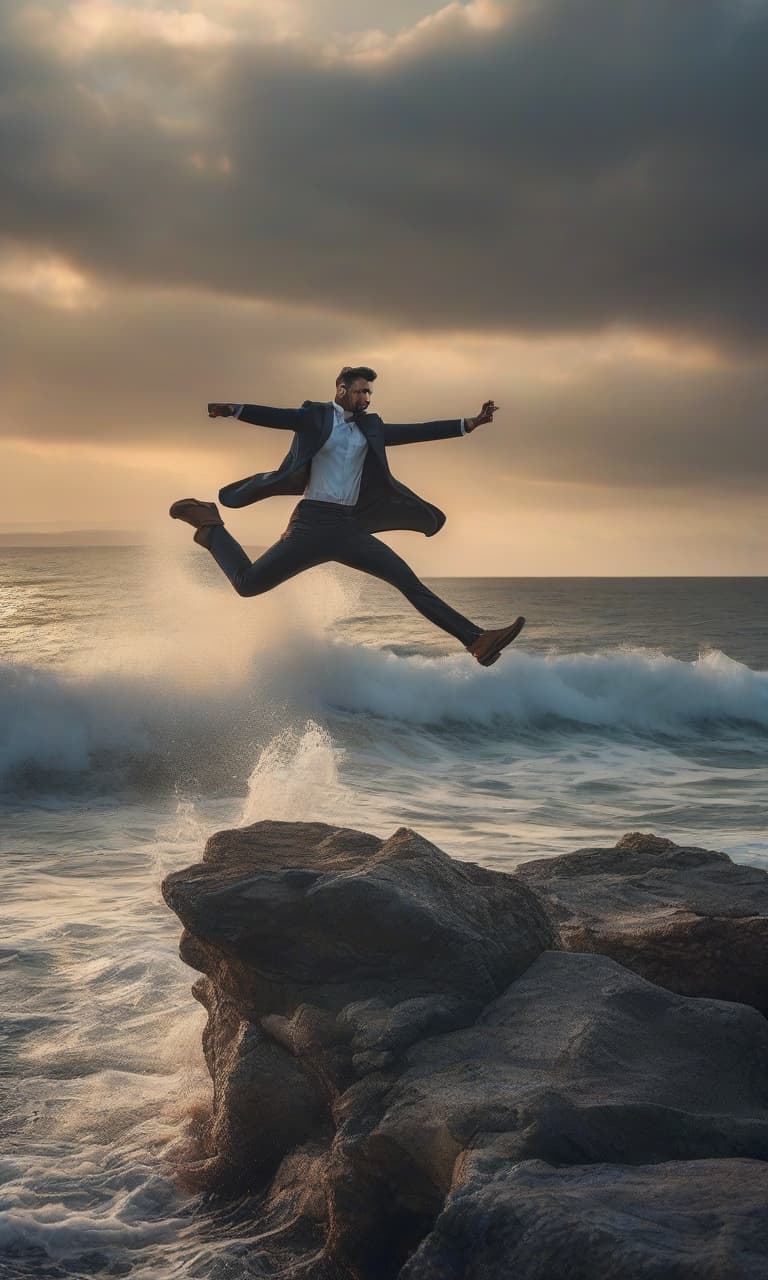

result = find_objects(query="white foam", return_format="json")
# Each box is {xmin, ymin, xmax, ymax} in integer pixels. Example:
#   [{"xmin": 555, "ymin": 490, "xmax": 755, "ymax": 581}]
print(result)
[
  {"xmin": 1, "ymin": 642, "xmax": 765, "ymax": 788},
  {"xmin": 239, "ymin": 719, "xmax": 350, "ymax": 825},
  {"xmin": 289, "ymin": 642, "xmax": 768, "ymax": 732}
]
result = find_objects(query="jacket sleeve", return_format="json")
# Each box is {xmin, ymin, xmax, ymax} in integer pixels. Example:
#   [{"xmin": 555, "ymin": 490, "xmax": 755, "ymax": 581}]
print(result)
[
  {"xmin": 237, "ymin": 403, "xmax": 309, "ymax": 431},
  {"xmin": 382, "ymin": 419, "xmax": 465, "ymax": 446}
]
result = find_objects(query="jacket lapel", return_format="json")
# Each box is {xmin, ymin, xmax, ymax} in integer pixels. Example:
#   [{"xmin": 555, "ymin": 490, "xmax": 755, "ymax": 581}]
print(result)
[
  {"xmin": 355, "ymin": 413, "xmax": 387, "ymax": 467},
  {"xmin": 319, "ymin": 401, "xmax": 335, "ymax": 446}
]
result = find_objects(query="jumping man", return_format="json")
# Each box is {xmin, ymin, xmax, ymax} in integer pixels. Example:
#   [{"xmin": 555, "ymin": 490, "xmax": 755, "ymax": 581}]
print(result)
[{"xmin": 170, "ymin": 366, "xmax": 525, "ymax": 666}]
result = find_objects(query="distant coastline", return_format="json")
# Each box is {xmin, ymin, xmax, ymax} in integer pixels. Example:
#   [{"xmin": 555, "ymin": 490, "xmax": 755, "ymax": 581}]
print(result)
[
  {"xmin": 0, "ymin": 534, "xmax": 272, "ymax": 555},
  {"xmin": 0, "ymin": 537, "xmax": 764, "ymax": 575},
  {"xmin": 0, "ymin": 530, "xmax": 149, "ymax": 547}
]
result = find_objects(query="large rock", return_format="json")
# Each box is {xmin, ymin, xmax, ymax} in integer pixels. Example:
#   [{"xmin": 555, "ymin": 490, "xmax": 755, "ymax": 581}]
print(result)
[
  {"xmin": 162, "ymin": 821, "xmax": 768, "ymax": 1278},
  {"xmin": 402, "ymin": 1156, "xmax": 768, "ymax": 1280},
  {"xmin": 327, "ymin": 951, "xmax": 768, "ymax": 1275},
  {"xmin": 516, "ymin": 831, "xmax": 768, "ymax": 1011},
  {"xmin": 188, "ymin": 979, "xmax": 330, "ymax": 1187},
  {"xmin": 161, "ymin": 820, "xmax": 554, "ymax": 1182}
]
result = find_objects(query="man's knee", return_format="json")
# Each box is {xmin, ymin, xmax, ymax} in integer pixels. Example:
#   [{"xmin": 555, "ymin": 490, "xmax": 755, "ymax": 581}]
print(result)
[
  {"xmin": 232, "ymin": 575, "xmax": 267, "ymax": 598},
  {"xmin": 397, "ymin": 569, "xmax": 428, "ymax": 596}
]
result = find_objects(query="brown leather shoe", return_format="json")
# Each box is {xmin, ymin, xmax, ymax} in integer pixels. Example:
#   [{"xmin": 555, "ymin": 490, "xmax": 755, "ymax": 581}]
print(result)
[
  {"xmin": 169, "ymin": 498, "xmax": 223, "ymax": 530},
  {"xmin": 467, "ymin": 617, "xmax": 526, "ymax": 667}
]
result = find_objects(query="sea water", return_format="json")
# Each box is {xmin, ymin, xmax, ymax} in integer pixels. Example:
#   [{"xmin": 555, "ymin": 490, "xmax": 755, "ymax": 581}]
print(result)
[{"xmin": 1, "ymin": 544, "xmax": 766, "ymax": 1277}]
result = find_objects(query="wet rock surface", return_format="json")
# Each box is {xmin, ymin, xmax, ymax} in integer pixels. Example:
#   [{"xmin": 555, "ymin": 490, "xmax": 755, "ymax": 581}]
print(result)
[
  {"xmin": 515, "ymin": 830, "xmax": 768, "ymax": 1011},
  {"xmin": 162, "ymin": 820, "xmax": 553, "ymax": 1184},
  {"xmin": 402, "ymin": 1157, "xmax": 768, "ymax": 1280},
  {"xmin": 162, "ymin": 822, "xmax": 768, "ymax": 1279}
]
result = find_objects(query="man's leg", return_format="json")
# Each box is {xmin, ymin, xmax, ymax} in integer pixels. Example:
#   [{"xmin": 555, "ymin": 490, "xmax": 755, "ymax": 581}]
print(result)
[
  {"xmin": 336, "ymin": 532, "xmax": 483, "ymax": 647},
  {"xmin": 172, "ymin": 498, "xmax": 354, "ymax": 598},
  {"xmin": 205, "ymin": 520, "xmax": 329, "ymax": 597},
  {"xmin": 171, "ymin": 500, "xmax": 524, "ymax": 661}
]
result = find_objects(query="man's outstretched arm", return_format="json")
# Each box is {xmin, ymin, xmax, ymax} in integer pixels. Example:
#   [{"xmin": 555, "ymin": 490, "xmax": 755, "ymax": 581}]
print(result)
[
  {"xmin": 208, "ymin": 402, "xmax": 307, "ymax": 431},
  {"xmin": 382, "ymin": 400, "xmax": 498, "ymax": 446}
]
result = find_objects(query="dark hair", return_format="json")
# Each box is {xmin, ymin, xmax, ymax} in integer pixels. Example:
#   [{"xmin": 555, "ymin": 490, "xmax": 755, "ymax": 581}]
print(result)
[{"xmin": 336, "ymin": 365, "xmax": 377, "ymax": 387}]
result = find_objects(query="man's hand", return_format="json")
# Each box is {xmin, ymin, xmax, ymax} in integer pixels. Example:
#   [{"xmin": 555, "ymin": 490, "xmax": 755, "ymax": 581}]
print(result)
[
  {"xmin": 465, "ymin": 400, "xmax": 498, "ymax": 432},
  {"xmin": 208, "ymin": 402, "xmax": 238, "ymax": 418}
]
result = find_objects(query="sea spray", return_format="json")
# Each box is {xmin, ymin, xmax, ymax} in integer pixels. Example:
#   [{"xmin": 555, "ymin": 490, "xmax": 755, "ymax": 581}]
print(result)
[
  {"xmin": 72, "ymin": 536, "xmax": 360, "ymax": 687},
  {"xmin": 239, "ymin": 720, "xmax": 349, "ymax": 826},
  {"xmin": 2, "ymin": 644, "xmax": 766, "ymax": 796}
]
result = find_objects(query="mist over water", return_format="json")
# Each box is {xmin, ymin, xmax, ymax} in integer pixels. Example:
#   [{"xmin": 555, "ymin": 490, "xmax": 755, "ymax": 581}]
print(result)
[{"xmin": 1, "ymin": 544, "xmax": 766, "ymax": 1276}]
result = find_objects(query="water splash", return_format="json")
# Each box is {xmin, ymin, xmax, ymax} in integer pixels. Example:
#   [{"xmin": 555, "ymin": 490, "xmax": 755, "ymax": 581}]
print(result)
[{"xmin": 239, "ymin": 720, "xmax": 350, "ymax": 826}]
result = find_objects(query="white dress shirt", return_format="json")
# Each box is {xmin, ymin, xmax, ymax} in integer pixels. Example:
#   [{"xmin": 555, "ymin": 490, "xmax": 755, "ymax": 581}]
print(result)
[
  {"xmin": 233, "ymin": 401, "xmax": 467, "ymax": 507},
  {"xmin": 305, "ymin": 402, "xmax": 369, "ymax": 505}
]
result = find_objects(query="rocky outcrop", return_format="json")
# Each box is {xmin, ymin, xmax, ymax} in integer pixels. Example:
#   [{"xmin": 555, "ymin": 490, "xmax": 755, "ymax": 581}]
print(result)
[
  {"xmin": 515, "ymin": 831, "xmax": 768, "ymax": 1011},
  {"xmin": 162, "ymin": 822, "xmax": 768, "ymax": 1279},
  {"xmin": 162, "ymin": 820, "xmax": 554, "ymax": 1185},
  {"xmin": 329, "ymin": 950, "xmax": 768, "ymax": 1275},
  {"xmin": 402, "ymin": 1157, "xmax": 768, "ymax": 1280}
]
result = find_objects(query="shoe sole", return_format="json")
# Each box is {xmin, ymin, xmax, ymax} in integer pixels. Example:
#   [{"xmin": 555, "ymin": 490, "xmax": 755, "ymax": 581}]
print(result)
[
  {"xmin": 477, "ymin": 616, "xmax": 526, "ymax": 667},
  {"xmin": 170, "ymin": 500, "xmax": 192, "ymax": 519},
  {"xmin": 169, "ymin": 499, "xmax": 202, "ymax": 519},
  {"xmin": 169, "ymin": 499, "xmax": 222, "ymax": 525}
]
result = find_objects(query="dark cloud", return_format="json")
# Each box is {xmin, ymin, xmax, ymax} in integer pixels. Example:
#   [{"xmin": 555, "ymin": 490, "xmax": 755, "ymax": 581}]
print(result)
[
  {"xmin": 0, "ymin": 288, "xmax": 379, "ymax": 445},
  {"xmin": 483, "ymin": 359, "xmax": 768, "ymax": 492},
  {"xmin": 2, "ymin": 286, "xmax": 766, "ymax": 497},
  {"xmin": 0, "ymin": 0, "xmax": 767, "ymax": 344}
]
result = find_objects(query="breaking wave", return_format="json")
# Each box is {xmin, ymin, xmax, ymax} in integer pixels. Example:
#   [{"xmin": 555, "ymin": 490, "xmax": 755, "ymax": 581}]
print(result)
[{"xmin": 1, "ymin": 639, "xmax": 765, "ymax": 796}]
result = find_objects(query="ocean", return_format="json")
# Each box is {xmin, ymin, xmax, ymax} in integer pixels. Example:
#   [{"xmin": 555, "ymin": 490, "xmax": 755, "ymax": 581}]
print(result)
[{"xmin": 1, "ymin": 543, "xmax": 766, "ymax": 1277}]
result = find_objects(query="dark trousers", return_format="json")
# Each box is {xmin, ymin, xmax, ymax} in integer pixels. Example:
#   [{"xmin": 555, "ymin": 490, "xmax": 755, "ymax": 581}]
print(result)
[{"xmin": 206, "ymin": 499, "xmax": 483, "ymax": 647}]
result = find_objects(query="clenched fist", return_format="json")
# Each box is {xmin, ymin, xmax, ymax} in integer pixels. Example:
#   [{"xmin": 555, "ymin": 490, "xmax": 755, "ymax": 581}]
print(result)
[
  {"xmin": 466, "ymin": 400, "xmax": 499, "ymax": 432},
  {"xmin": 207, "ymin": 403, "xmax": 238, "ymax": 418}
]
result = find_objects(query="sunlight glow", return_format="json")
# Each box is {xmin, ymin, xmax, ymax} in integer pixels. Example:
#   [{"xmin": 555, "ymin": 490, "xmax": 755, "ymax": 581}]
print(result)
[{"xmin": 0, "ymin": 249, "xmax": 101, "ymax": 311}]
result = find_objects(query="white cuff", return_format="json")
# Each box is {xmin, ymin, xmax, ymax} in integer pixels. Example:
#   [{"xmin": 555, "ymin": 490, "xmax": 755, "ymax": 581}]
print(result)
[
  {"xmin": 460, "ymin": 418, "xmax": 467, "ymax": 435},
  {"xmin": 233, "ymin": 404, "xmax": 243, "ymax": 419}
]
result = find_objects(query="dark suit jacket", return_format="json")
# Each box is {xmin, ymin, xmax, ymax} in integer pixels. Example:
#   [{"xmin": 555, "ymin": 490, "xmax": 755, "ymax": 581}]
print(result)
[{"xmin": 218, "ymin": 400, "xmax": 464, "ymax": 537}]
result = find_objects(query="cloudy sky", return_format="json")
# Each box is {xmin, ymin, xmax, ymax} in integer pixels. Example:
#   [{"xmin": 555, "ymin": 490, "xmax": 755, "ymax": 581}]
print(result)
[{"xmin": 1, "ymin": 0, "xmax": 766, "ymax": 572}]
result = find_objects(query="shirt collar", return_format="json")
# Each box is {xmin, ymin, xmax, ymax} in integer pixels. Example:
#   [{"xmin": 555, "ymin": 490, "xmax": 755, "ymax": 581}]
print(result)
[{"xmin": 331, "ymin": 400, "xmax": 355, "ymax": 422}]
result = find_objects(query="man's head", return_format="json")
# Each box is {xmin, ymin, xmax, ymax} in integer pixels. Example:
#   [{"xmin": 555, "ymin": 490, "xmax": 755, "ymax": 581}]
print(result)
[{"xmin": 335, "ymin": 365, "xmax": 377, "ymax": 414}]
